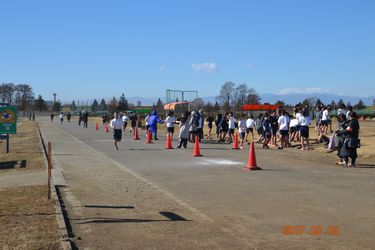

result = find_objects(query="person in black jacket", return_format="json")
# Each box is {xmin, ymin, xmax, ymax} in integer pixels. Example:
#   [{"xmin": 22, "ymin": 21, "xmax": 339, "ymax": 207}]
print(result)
[{"xmin": 337, "ymin": 111, "xmax": 360, "ymax": 167}]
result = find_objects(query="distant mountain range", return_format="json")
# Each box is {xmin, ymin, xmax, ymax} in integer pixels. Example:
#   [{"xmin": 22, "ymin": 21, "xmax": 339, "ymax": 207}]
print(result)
[{"xmin": 127, "ymin": 94, "xmax": 374, "ymax": 106}]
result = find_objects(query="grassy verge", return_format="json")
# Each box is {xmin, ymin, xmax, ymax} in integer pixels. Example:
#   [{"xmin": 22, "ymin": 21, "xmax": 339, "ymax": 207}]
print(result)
[{"xmin": 0, "ymin": 119, "xmax": 62, "ymax": 249}]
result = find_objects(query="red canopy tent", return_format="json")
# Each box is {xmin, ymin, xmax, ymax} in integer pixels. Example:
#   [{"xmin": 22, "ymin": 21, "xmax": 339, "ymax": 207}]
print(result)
[{"xmin": 242, "ymin": 104, "xmax": 280, "ymax": 111}]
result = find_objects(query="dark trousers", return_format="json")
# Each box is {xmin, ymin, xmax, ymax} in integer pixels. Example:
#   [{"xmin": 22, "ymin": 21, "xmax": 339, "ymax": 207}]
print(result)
[
  {"xmin": 177, "ymin": 138, "xmax": 188, "ymax": 148},
  {"xmin": 197, "ymin": 128, "xmax": 203, "ymax": 141}
]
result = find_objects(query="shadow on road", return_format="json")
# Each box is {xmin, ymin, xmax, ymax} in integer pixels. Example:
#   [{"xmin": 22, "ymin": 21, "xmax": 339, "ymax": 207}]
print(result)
[
  {"xmin": 85, "ymin": 205, "xmax": 135, "ymax": 209},
  {"xmin": 74, "ymin": 211, "xmax": 191, "ymax": 224}
]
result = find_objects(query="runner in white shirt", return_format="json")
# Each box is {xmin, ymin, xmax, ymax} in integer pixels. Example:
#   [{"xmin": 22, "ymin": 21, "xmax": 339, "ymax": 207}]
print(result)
[
  {"xmin": 144, "ymin": 113, "xmax": 150, "ymax": 131},
  {"xmin": 277, "ymin": 110, "xmax": 290, "ymax": 149},
  {"xmin": 289, "ymin": 117, "xmax": 299, "ymax": 143},
  {"xmin": 227, "ymin": 112, "xmax": 236, "ymax": 143},
  {"xmin": 165, "ymin": 111, "xmax": 177, "ymax": 140},
  {"xmin": 298, "ymin": 109, "xmax": 311, "ymax": 150},
  {"xmin": 121, "ymin": 114, "xmax": 129, "ymax": 132},
  {"xmin": 245, "ymin": 115, "xmax": 255, "ymax": 141},
  {"xmin": 111, "ymin": 112, "xmax": 124, "ymax": 151},
  {"xmin": 59, "ymin": 112, "xmax": 64, "ymax": 125},
  {"xmin": 238, "ymin": 114, "xmax": 247, "ymax": 149},
  {"xmin": 321, "ymin": 106, "xmax": 332, "ymax": 133}
]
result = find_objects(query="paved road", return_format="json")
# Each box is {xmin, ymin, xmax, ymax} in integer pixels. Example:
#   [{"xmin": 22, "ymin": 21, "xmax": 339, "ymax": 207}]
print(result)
[{"xmin": 39, "ymin": 117, "xmax": 375, "ymax": 249}]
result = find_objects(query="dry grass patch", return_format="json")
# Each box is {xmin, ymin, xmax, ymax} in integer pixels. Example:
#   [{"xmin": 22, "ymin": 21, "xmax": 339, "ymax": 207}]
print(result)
[
  {"xmin": 0, "ymin": 120, "xmax": 44, "ymax": 172},
  {"xmin": 0, "ymin": 185, "xmax": 62, "ymax": 249}
]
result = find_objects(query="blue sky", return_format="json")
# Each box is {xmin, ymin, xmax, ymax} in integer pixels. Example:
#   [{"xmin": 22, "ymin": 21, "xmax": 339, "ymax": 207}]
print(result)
[{"xmin": 1, "ymin": 0, "xmax": 374, "ymax": 102}]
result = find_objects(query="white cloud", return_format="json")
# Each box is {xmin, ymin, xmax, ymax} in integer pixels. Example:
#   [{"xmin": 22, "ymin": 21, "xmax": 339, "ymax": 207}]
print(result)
[
  {"xmin": 278, "ymin": 87, "xmax": 332, "ymax": 95},
  {"xmin": 192, "ymin": 62, "xmax": 218, "ymax": 73},
  {"xmin": 247, "ymin": 64, "xmax": 256, "ymax": 69}
]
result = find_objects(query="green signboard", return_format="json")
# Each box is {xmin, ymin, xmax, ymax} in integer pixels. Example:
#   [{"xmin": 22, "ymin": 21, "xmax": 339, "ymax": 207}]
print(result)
[{"xmin": 0, "ymin": 106, "xmax": 17, "ymax": 134}]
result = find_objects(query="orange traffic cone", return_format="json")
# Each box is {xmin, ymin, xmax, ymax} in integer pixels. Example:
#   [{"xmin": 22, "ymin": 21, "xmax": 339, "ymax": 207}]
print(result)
[
  {"xmin": 243, "ymin": 142, "xmax": 261, "ymax": 171},
  {"xmin": 165, "ymin": 132, "xmax": 173, "ymax": 149},
  {"xmin": 95, "ymin": 122, "xmax": 99, "ymax": 131},
  {"xmin": 232, "ymin": 133, "xmax": 240, "ymax": 150},
  {"xmin": 146, "ymin": 129, "xmax": 153, "ymax": 144},
  {"xmin": 193, "ymin": 135, "xmax": 203, "ymax": 157},
  {"xmin": 134, "ymin": 127, "xmax": 140, "ymax": 140},
  {"xmin": 105, "ymin": 122, "xmax": 109, "ymax": 133}
]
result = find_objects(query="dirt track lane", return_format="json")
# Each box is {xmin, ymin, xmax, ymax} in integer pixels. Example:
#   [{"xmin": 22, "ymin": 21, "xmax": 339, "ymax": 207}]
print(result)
[{"xmin": 39, "ymin": 117, "xmax": 375, "ymax": 249}]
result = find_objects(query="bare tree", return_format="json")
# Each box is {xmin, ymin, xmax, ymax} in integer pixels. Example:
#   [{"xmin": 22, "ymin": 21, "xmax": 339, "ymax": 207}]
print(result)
[
  {"xmin": 15, "ymin": 84, "xmax": 34, "ymax": 110},
  {"xmin": 217, "ymin": 81, "xmax": 235, "ymax": 111},
  {"xmin": 234, "ymin": 83, "xmax": 249, "ymax": 112},
  {"xmin": 0, "ymin": 83, "xmax": 15, "ymax": 103},
  {"xmin": 247, "ymin": 88, "xmax": 261, "ymax": 104},
  {"xmin": 193, "ymin": 98, "xmax": 205, "ymax": 110}
]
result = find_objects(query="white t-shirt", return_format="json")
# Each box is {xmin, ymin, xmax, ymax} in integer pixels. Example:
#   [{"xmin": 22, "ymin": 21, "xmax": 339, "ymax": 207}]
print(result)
[
  {"xmin": 59, "ymin": 113, "xmax": 63, "ymax": 119},
  {"xmin": 338, "ymin": 109, "xmax": 347, "ymax": 116},
  {"xmin": 228, "ymin": 116, "xmax": 236, "ymax": 129},
  {"xmin": 298, "ymin": 116, "xmax": 311, "ymax": 126},
  {"xmin": 322, "ymin": 110, "xmax": 330, "ymax": 121},
  {"xmin": 278, "ymin": 115, "xmax": 290, "ymax": 131},
  {"xmin": 144, "ymin": 115, "xmax": 150, "ymax": 125},
  {"xmin": 346, "ymin": 111, "xmax": 350, "ymax": 120},
  {"xmin": 246, "ymin": 118, "xmax": 255, "ymax": 128},
  {"xmin": 122, "ymin": 115, "xmax": 129, "ymax": 122},
  {"xmin": 290, "ymin": 119, "xmax": 299, "ymax": 128},
  {"xmin": 238, "ymin": 119, "xmax": 247, "ymax": 133},
  {"xmin": 295, "ymin": 112, "xmax": 302, "ymax": 120},
  {"xmin": 165, "ymin": 116, "xmax": 176, "ymax": 127},
  {"xmin": 111, "ymin": 118, "xmax": 124, "ymax": 130}
]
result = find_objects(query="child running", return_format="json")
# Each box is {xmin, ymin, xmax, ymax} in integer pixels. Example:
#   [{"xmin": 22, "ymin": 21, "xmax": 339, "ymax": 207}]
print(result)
[
  {"xmin": 245, "ymin": 114, "xmax": 255, "ymax": 141},
  {"xmin": 110, "ymin": 112, "xmax": 124, "ymax": 151},
  {"xmin": 165, "ymin": 111, "xmax": 177, "ymax": 140},
  {"xmin": 238, "ymin": 113, "xmax": 247, "ymax": 149}
]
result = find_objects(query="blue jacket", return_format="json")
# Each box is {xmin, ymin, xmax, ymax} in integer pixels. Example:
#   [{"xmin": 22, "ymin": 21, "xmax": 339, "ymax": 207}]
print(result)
[{"xmin": 148, "ymin": 111, "xmax": 163, "ymax": 132}]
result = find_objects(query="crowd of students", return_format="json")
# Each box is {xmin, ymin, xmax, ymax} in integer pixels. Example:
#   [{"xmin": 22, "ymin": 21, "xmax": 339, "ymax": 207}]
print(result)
[
  {"xmin": 153, "ymin": 103, "xmax": 360, "ymax": 167},
  {"xmin": 61, "ymin": 104, "xmax": 360, "ymax": 167}
]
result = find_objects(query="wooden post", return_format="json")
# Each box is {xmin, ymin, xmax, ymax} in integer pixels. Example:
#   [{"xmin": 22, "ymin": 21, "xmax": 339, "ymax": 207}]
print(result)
[
  {"xmin": 48, "ymin": 142, "xmax": 52, "ymax": 200},
  {"xmin": 6, "ymin": 134, "xmax": 9, "ymax": 153}
]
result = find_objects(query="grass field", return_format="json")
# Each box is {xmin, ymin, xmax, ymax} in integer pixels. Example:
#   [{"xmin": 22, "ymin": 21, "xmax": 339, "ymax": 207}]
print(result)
[{"xmin": 0, "ymin": 120, "xmax": 62, "ymax": 249}]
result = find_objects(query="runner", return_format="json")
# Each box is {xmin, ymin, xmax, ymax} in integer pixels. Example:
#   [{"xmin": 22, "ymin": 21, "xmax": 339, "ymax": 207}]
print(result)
[
  {"xmin": 67, "ymin": 112, "xmax": 72, "ymax": 122},
  {"xmin": 129, "ymin": 112, "xmax": 137, "ymax": 134},
  {"xmin": 206, "ymin": 113, "xmax": 214, "ymax": 139},
  {"xmin": 245, "ymin": 114, "xmax": 255, "ymax": 142},
  {"xmin": 59, "ymin": 111, "xmax": 64, "ymax": 125},
  {"xmin": 238, "ymin": 113, "xmax": 247, "ymax": 149},
  {"xmin": 227, "ymin": 112, "xmax": 236, "ymax": 143},
  {"xmin": 110, "ymin": 112, "xmax": 124, "ymax": 151},
  {"xmin": 122, "ymin": 112, "xmax": 129, "ymax": 132},
  {"xmin": 165, "ymin": 111, "xmax": 177, "ymax": 141}
]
